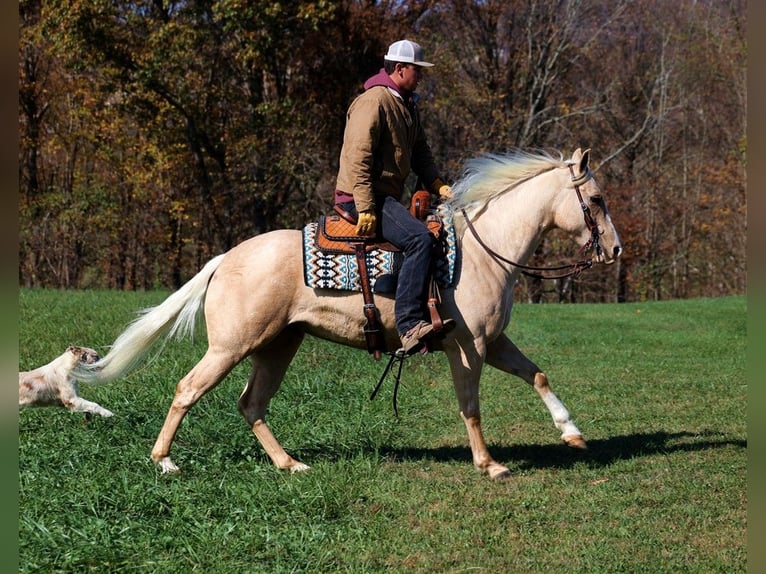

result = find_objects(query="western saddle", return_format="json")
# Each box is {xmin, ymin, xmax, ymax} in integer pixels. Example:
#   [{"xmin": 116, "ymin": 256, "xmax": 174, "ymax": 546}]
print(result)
[{"xmin": 315, "ymin": 190, "xmax": 447, "ymax": 360}]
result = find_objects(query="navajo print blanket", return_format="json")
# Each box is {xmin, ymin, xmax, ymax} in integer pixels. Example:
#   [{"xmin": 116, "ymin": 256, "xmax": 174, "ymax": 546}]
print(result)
[{"xmin": 302, "ymin": 209, "xmax": 458, "ymax": 292}]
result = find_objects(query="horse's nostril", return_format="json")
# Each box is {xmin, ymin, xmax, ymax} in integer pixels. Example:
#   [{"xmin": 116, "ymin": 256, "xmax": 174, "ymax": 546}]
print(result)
[{"xmin": 613, "ymin": 246, "xmax": 622, "ymax": 258}]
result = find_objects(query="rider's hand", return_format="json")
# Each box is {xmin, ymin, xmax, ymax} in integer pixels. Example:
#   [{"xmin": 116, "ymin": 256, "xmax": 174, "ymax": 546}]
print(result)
[
  {"xmin": 356, "ymin": 210, "xmax": 377, "ymax": 236},
  {"xmin": 432, "ymin": 177, "xmax": 453, "ymax": 199}
]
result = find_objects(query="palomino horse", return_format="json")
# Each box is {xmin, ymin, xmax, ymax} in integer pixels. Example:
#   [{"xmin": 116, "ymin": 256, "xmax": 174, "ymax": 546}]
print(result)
[{"xmin": 79, "ymin": 148, "xmax": 622, "ymax": 479}]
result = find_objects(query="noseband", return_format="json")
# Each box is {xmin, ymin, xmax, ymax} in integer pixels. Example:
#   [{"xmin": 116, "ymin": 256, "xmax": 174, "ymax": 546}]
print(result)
[{"xmin": 461, "ymin": 163, "xmax": 603, "ymax": 280}]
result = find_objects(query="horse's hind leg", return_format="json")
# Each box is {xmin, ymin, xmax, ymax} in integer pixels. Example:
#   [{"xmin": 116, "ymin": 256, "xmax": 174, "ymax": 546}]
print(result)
[
  {"xmin": 486, "ymin": 334, "xmax": 587, "ymax": 449},
  {"xmin": 237, "ymin": 327, "xmax": 309, "ymax": 473},
  {"xmin": 151, "ymin": 349, "xmax": 241, "ymax": 473}
]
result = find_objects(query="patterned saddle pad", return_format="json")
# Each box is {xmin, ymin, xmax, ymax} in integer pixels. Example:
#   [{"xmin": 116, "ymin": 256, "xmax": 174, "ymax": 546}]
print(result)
[{"xmin": 302, "ymin": 209, "xmax": 457, "ymax": 293}]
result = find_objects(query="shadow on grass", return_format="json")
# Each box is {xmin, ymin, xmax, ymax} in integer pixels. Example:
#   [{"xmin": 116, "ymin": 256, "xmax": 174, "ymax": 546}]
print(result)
[
  {"xmin": 377, "ymin": 430, "xmax": 747, "ymax": 471},
  {"xmin": 138, "ymin": 428, "xmax": 746, "ymax": 472}
]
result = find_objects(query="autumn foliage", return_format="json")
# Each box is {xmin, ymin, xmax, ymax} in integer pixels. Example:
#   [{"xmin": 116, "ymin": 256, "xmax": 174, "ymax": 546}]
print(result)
[{"xmin": 19, "ymin": 0, "xmax": 746, "ymax": 302}]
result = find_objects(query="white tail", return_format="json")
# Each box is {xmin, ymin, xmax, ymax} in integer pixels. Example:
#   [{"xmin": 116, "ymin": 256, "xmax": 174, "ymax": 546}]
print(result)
[{"xmin": 76, "ymin": 254, "xmax": 226, "ymax": 384}]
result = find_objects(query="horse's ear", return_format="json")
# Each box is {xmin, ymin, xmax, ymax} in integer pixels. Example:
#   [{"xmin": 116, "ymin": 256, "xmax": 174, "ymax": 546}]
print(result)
[{"xmin": 579, "ymin": 148, "xmax": 591, "ymax": 173}]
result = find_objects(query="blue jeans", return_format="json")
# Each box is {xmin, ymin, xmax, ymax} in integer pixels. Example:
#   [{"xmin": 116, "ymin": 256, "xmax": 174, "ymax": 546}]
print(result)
[
  {"xmin": 379, "ymin": 196, "xmax": 438, "ymax": 335},
  {"xmin": 339, "ymin": 196, "xmax": 437, "ymax": 335}
]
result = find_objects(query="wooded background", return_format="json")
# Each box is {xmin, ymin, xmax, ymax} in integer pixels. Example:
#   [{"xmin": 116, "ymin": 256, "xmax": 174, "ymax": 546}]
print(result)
[{"xmin": 18, "ymin": 0, "xmax": 746, "ymax": 303}]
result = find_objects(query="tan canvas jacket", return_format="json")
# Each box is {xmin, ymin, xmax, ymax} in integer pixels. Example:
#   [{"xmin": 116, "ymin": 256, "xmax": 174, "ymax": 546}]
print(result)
[{"xmin": 335, "ymin": 85, "xmax": 440, "ymax": 213}]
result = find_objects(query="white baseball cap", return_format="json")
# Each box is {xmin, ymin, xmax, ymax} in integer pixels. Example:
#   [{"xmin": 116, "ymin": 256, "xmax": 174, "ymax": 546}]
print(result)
[{"xmin": 384, "ymin": 40, "xmax": 434, "ymax": 67}]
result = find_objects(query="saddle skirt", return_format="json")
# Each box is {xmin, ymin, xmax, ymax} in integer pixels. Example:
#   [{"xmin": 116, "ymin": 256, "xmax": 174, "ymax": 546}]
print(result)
[{"xmin": 302, "ymin": 208, "xmax": 457, "ymax": 293}]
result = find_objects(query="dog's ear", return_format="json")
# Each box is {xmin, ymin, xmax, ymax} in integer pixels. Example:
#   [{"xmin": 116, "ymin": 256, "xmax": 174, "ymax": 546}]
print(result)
[{"xmin": 67, "ymin": 345, "xmax": 76, "ymax": 353}]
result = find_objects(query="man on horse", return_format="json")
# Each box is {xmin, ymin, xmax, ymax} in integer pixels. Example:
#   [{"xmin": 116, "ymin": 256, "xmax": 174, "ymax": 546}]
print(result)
[{"xmin": 333, "ymin": 39, "xmax": 454, "ymax": 355}]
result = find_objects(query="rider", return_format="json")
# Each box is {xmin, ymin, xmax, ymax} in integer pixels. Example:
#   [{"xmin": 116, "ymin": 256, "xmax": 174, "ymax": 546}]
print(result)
[{"xmin": 333, "ymin": 39, "xmax": 454, "ymax": 355}]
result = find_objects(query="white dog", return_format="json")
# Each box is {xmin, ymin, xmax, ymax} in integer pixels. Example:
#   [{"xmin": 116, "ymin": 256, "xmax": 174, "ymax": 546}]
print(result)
[{"xmin": 19, "ymin": 345, "xmax": 114, "ymax": 417}]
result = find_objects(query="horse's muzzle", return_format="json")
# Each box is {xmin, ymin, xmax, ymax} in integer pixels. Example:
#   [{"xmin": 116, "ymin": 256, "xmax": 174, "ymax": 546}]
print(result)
[{"xmin": 594, "ymin": 245, "xmax": 622, "ymax": 265}]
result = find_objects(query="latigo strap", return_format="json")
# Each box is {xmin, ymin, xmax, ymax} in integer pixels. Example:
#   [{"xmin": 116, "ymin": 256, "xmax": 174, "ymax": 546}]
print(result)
[{"xmin": 354, "ymin": 242, "xmax": 387, "ymax": 360}]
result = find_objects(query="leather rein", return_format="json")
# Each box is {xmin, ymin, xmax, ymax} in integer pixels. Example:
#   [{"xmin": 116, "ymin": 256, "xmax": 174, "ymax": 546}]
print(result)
[{"xmin": 461, "ymin": 164, "xmax": 603, "ymax": 281}]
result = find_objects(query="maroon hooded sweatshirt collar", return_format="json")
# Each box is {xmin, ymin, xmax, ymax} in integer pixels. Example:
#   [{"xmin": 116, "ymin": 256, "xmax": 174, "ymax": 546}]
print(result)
[{"xmin": 363, "ymin": 68, "xmax": 420, "ymax": 107}]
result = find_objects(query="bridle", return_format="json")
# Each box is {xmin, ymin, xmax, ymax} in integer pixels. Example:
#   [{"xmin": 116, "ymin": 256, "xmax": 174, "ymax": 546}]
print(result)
[
  {"xmin": 568, "ymin": 163, "xmax": 603, "ymax": 259},
  {"xmin": 461, "ymin": 163, "xmax": 603, "ymax": 280}
]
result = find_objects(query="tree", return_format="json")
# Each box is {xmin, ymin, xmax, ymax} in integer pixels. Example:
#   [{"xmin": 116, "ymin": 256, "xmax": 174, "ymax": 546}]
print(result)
[{"xmin": 19, "ymin": 0, "xmax": 746, "ymax": 302}]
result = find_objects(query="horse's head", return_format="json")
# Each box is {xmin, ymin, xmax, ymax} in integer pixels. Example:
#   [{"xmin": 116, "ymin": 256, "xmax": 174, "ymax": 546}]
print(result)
[{"xmin": 559, "ymin": 148, "xmax": 622, "ymax": 264}]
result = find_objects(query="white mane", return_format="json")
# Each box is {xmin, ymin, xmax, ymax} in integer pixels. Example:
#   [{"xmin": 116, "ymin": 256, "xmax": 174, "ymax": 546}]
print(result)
[{"xmin": 440, "ymin": 149, "xmax": 566, "ymax": 223}]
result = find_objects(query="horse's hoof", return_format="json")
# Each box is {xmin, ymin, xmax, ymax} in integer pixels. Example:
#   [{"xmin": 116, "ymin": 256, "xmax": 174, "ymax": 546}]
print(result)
[
  {"xmin": 563, "ymin": 434, "xmax": 588, "ymax": 450},
  {"xmin": 157, "ymin": 457, "xmax": 180, "ymax": 474},
  {"xmin": 488, "ymin": 465, "xmax": 512, "ymax": 480},
  {"xmin": 289, "ymin": 462, "xmax": 311, "ymax": 473}
]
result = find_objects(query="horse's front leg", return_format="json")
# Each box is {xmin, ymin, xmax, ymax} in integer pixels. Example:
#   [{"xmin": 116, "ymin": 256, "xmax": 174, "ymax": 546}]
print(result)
[
  {"xmin": 447, "ymin": 340, "xmax": 512, "ymax": 480},
  {"xmin": 485, "ymin": 333, "xmax": 587, "ymax": 449}
]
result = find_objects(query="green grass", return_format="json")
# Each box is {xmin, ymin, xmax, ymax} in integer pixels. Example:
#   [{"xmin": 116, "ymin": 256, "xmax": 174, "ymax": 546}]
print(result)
[{"xmin": 18, "ymin": 291, "xmax": 746, "ymax": 573}]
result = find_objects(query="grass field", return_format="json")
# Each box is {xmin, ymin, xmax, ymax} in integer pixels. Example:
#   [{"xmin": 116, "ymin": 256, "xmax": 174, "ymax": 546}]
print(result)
[{"xmin": 18, "ymin": 290, "xmax": 746, "ymax": 573}]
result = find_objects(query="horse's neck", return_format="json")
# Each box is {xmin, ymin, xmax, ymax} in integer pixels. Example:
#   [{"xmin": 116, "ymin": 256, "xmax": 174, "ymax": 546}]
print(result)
[{"xmin": 459, "ymin": 176, "xmax": 556, "ymax": 286}]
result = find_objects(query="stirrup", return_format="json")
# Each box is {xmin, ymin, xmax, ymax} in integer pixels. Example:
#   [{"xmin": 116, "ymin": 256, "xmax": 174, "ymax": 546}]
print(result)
[{"xmin": 431, "ymin": 317, "xmax": 456, "ymax": 339}]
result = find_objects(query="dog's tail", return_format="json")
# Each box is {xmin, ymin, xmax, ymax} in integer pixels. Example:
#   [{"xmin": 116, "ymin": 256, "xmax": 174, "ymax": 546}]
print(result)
[{"xmin": 75, "ymin": 253, "xmax": 227, "ymax": 384}]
